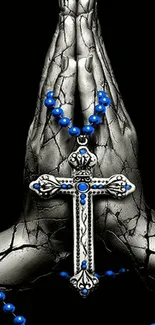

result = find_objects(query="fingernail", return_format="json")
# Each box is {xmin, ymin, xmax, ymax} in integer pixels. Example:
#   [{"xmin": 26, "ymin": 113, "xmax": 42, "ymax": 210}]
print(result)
[{"xmin": 85, "ymin": 55, "xmax": 93, "ymax": 73}]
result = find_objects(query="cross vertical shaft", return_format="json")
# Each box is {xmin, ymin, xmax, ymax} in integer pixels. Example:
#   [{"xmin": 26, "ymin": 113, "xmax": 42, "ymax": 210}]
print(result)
[{"xmin": 73, "ymin": 191, "xmax": 94, "ymax": 275}]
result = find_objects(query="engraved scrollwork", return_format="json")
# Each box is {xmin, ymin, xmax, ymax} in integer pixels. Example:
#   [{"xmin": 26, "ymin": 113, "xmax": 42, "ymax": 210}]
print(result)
[
  {"xmin": 68, "ymin": 146, "xmax": 97, "ymax": 171},
  {"xmin": 70, "ymin": 269, "xmax": 99, "ymax": 296},
  {"xmin": 106, "ymin": 174, "xmax": 135, "ymax": 199},
  {"xmin": 29, "ymin": 174, "xmax": 61, "ymax": 198}
]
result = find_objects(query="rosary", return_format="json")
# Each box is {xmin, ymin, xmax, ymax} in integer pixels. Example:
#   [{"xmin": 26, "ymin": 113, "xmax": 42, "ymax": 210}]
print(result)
[{"xmin": 1, "ymin": 90, "xmax": 155, "ymax": 325}]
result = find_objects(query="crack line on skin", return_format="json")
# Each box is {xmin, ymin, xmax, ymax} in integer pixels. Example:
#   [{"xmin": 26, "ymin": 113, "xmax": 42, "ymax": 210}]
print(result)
[
  {"xmin": 53, "ymin": 42, "xmax": 75, "ymax": 62},
  {"xmin": 41, "ymin": 125, "xmax": 61, "ymax": 147},
  {"xmin": 79, "ymin": 2, "xmax": 88, "ymax": 14},
  {"xmin": 79, "ymin": 15, "xmax": 95, "ymax": 52},
  {"xmin": 60, "ymin": 6, "xmax": 76, "ymax": 17},
  {"xmin": 0, "ymin": 243, "xmax": 48, "ymax": 262}
]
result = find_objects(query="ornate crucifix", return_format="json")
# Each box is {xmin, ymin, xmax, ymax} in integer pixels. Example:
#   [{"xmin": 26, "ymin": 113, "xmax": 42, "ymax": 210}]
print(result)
[{"xmin": 29, "ymin": 136, "xmax": 135, "ymax": 297}]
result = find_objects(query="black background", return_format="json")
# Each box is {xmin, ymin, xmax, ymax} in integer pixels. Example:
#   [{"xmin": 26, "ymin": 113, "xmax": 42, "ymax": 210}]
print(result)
[{"xmin": 0, "ymin": 1, "xmax": 155, "ymax": 324}]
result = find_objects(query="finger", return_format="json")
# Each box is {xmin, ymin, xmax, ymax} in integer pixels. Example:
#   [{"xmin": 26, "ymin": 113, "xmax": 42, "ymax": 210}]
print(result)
[
  {"xmin": 77, "ymin": 0, "xmax": 96, "ymax": 14},
  {"xmin": 38, "ymin": 24, "xmax": 60, "ymax": 99},
  {"xmin": 28, "ymin": 23, "xmax": 59, "ymax": 143},
  {"xmin": 77, "ymin": 12, "xmax": 120, "ymax": 147},
  {"xmin": 40, "ymin": 57, "xmax": 77, "ymax": 176},
  {"xmin": 30, "ymin": 14, "xmax": 76, "ymax": 158},
  {"xmin": 78, "ymin": 12, "xmax": 121, "ymax": 129},
  {"xmin": 58, "ymin": 0, "xmax": 77, "ymax": 16},
  {"xmin": 92, "ymin": 5, "xmax": 137, "ymax": 140}
]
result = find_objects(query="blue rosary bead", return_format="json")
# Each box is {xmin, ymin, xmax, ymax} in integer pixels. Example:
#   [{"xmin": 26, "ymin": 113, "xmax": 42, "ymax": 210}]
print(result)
[
  {"xmin": 88, "ymin": 115, "xmax": 101, "ymax": 124},
  {"xmin": 68, "ymin": 126, "xmax": 81, "ymax": 136},
  {"xmin": 14, "ymin": 316, "xmax": 26, "ymax": 325},
  {"xmin": 105, "ymin": 270, "xmax": 115, "ymax": 276},
  {"xmin": 58, "ymin": 117, "xmax": 71, "ymax": 127},
  {"xmin": 94, "ymin": 104, "xmax": 106, "ymax": 114},
  {"xmin": 82, "ymin": 125, "xmax": 95, "ymax": 135},
  {"xmin": 51, "ymin": 107, "xmax": 64, "ymax": 117},
  {"xmin": 44, "ymin": 98, "xmax": 56, "ymax": 108},
  {"xmin": 119, "ymin": 268, "xmax": 126, "ymax": 273},
  {"xmin": 0, "ymin": 291, "xmax": 6, "ymax": 300},
  {"xmin": 3, "ymin": 303, "xmax": 16, "ymax": 313},
  {"xmin": 46, "ymin": 91, "xmax": 54, "ymax": 98},
  {"xmin": 59, "ymin": 271, "xmax": 69, "ymax": 279},
  {"xmin": 94, "ymin": 273, "xmax": 100, "ymax": 278},
  {"xmin": 97, "ymin": 90, "xmax": 107, "ymax": 98},
  {"xmin": 99, "ymin": 96, "xmax": 111, "ymax": 106}
]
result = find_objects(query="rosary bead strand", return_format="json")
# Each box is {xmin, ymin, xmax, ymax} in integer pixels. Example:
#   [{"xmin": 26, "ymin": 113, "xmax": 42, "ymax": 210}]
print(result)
[
  {"xmin": 0, "ymin": 291, "xmax": 26, "ymax": 324},
  {"xmin": 44, "ymin": 90, "xmax": 111, "ymax": 137}
]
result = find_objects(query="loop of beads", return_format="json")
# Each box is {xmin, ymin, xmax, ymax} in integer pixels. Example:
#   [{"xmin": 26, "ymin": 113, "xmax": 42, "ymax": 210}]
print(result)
[{"xmin": 44, "ymin": 90, "xmax": 111, "ymax": 136}]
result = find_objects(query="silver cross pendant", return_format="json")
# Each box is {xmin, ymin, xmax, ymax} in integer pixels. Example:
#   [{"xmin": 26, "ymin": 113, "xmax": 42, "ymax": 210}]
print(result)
[{"xmin": 29, "ymin": 136, "xmax": 135, "ymax": 297}]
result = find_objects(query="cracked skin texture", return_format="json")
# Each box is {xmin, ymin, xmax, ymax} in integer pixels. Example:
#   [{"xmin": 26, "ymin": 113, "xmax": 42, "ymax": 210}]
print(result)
[{"xmin": 0, "ymin": 0, "xmax": 154, "ymax": 291}]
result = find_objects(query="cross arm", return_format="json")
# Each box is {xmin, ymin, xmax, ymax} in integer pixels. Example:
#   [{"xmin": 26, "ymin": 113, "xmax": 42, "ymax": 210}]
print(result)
[
  {"xmin": 29, "ymin": 174, "xmax": 75, "ymax": 199},
  {"xmin": 91, "ymin": 174, "xmax": 135, "ymax": 199}
]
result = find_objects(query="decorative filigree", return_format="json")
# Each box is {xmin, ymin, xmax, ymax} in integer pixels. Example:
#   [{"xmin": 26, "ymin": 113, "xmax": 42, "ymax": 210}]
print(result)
[
  {"xmin": 70, "ymin": 269, "xmax": 99, "ymax": 296},
  {"xmin": 68, "ymin": 146, "xmax": 97, "ymax": 171},
  {"xmin": 106, "ymin": 174, "xmax": 135, "ymax": 199},
  {"xmin": 29, "ymin": 174, "xmax": 61, "ymax": 198}
]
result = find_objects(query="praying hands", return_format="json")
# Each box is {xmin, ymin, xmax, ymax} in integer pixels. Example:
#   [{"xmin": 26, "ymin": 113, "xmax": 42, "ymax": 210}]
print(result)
[{"xmin": 0, "ymin": 0, "xmax": 154, "ymax": 295}]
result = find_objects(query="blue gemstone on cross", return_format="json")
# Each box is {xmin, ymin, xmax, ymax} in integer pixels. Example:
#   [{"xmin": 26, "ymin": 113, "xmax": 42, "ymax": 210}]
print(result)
[
  {"xmin": 81, "ymin": 260, "xmax": 87, "ymax": 269},
  {"xmin": 80, "ymin": 148, "xmax": 87, "ymax": 154},
  {"xmin": 61, "ymin": 184, "xmax": 67, "ymax": 189},
  {"xmin": 125, "ymin": 184, "xmax": 131, "ymax": 190},
  {"xmin": 80, "ymin": 194, "xmax": 86, "ymax": 199},
  {"xmin": 98, "ymin": 184, "xmax": 104, "ymax": 189},
  {"xmin": 67, "ymin": 184, "xmax": 72, "ymax": 189},
  {"xmin": 80, "ymin": 199, "xmax": 86, "ymax": 205},
  {"xmin": 33, "ymin": 183, "xmax": 40, "ymax": 190},
  {"xmin": 78, "ymin": 183, "xmax": 89, "ymax": 192}
]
